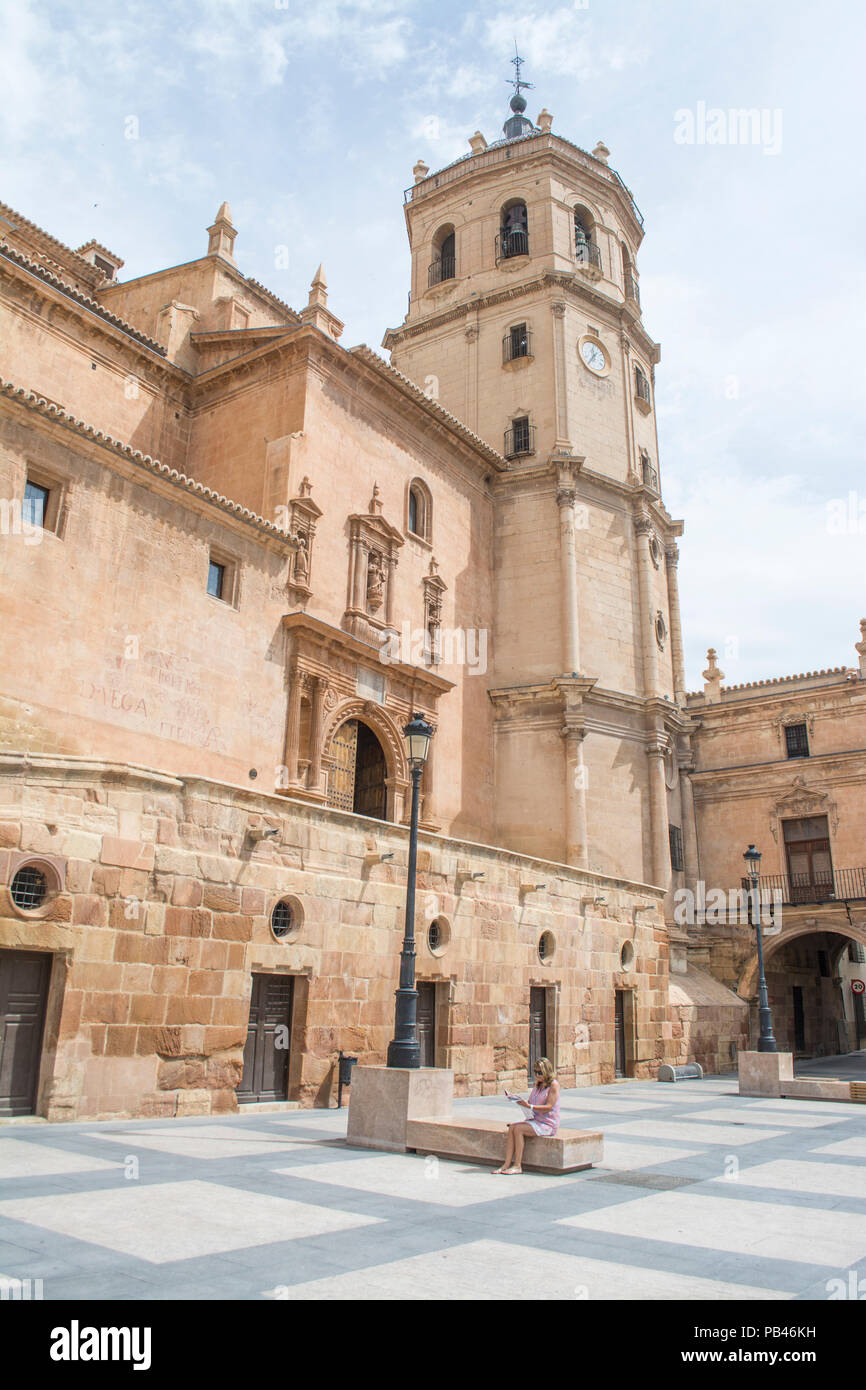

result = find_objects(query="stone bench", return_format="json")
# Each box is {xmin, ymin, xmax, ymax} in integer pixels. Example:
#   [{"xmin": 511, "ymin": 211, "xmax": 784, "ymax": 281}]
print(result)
[{"xmin": 406, "ymin": 1115, "xmax": 603, "ymax": 1174}]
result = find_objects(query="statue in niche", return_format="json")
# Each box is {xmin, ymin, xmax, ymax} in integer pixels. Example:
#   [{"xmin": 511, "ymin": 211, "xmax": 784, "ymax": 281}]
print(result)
[
  {"xmin": 293, "ymin": 532, "xmax": 309, "ymax": 586},
  {"xmin": 366, "ymin": 550, "xmax": 385, "ymax": 612}
]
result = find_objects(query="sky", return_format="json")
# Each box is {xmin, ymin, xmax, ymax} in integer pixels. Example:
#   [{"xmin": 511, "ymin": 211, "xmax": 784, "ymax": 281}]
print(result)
[{"xmin": 2, "ymin": 0, "xmax": 864, "ymax": 691}]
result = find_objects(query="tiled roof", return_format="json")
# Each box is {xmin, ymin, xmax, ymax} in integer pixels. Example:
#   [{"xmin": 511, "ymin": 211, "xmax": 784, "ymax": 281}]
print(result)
[
  {"xmin": 0, "ymin": 379, "xmax": 296, "ymax": 545},
  {"xmin": 687, "ymin": 666, "xmax": 855, "ymax": 698},
  {"xmin": 0, "ymin": 241, "xmax": 166, "ymax": 355},
  {"xmin": 351, "ymin": 345, "xmax": 507, "ymax": 469},
  {"xmin": 0, "ymin": 199, "xmax": 103, "ymax": 280}
]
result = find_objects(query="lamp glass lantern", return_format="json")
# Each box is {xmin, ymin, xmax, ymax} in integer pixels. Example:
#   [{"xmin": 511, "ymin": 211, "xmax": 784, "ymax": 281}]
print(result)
[{"xmin": 403, "ymin": 712, "xmax": 433, "ymax": 768}]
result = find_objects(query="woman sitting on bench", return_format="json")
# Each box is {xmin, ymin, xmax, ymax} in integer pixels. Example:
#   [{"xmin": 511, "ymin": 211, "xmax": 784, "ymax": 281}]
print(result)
[{"xmin": 494, "ymin": 1057, "xmax": 560, "ymax": 1174}]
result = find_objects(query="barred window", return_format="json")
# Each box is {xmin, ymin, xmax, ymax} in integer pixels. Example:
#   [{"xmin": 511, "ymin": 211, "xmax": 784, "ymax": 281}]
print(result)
[
  {"xmin": 669, "ymin": 824, "xmax": 685, "ymax": 872},
  {"xmin": 785, "ymin": 723, "xmax": 809, "ymax": 758}
]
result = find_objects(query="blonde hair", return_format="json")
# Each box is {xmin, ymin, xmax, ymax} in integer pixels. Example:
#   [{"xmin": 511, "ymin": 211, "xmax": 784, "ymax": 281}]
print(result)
[{"xmin": 534, "ymin": 1056, "xmax": 555, "ymax": 1087}]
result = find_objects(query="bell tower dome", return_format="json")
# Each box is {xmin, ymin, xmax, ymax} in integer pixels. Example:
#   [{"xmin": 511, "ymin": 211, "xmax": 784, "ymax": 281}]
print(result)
[{"xmin": 383, "ymin": 68, "xmax": 695, "ymax": 898}]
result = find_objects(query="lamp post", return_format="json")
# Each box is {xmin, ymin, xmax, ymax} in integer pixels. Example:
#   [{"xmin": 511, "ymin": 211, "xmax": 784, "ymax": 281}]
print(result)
[
  {"xmin": 744, "ymin": 844, "xmax": 777, "ymax": 1052},
  {"xmin": 387, "ymin": 712, "xmax": 434, "ymax": 1069}
]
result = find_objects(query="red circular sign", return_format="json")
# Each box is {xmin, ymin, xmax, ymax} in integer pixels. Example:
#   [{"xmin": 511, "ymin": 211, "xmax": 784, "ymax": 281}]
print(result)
[{"xmin": 852, "ymin": 979, "xmax": 865, "ymax": 995}]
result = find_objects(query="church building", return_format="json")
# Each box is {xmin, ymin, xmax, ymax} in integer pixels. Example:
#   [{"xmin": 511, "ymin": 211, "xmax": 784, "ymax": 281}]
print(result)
[{"xmin": 0, "ymin": 72, "xmax": 863, "ymax": 1121}]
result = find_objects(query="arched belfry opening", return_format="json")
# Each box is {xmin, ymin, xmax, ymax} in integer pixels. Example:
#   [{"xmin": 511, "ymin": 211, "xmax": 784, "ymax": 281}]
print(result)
[
  {"xmin": 498, "ymin": 199, "xmax": 528, "ymax": 261},
  {"xmin": 326, "ymin": 718, "xmax": 388, "ymax": 821}
]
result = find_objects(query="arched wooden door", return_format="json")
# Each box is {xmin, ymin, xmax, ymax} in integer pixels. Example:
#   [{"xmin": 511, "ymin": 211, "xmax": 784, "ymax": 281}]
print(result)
[{"xmin": 326, "ymin": 720, "xmax": 388, "ymax": 821}]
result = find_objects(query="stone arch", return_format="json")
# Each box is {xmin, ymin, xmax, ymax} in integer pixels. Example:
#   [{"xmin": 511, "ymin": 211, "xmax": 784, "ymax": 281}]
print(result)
[
  {"xmin": 737, "ymin": 920, "xmax": 866, "ymax": 1001},
  {"xmin": 321, "ymin": 699, "xmax": 410, "ymax": 822}
]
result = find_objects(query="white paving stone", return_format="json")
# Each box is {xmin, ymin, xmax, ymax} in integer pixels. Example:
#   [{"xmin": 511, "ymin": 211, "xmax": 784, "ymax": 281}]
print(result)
[
  {"xmin": 262, "ymin": 1237, "xmax": 793, "ymax": 1301},
  {"xmin": 273, "ymin": 1153, "xmax": 577, "ymax": 1206},
  {"xmin": 0, "ymin": 1180, "xmax": 381, "ymax": 1263},
  {"xmin": 557, "ymin": 1191, "xmax": 866, "ymax": 1266},
  {"xmin": 609, "ymin": 1120, "xmax": 784, "ymax": 1146},
  {"xmin": 679, "ymin": 1108, "xmax": 842, "ymax": 1129},
  {"xmin": 0, "ymin": 1138, "xmax": 124, "ymax": 1179},
  {"xmin": 712, "ymin": 1159, "xmax": 866, "ymax": 1200},
  {"xmin": 599, "ymin": 1141, "xmax": 705, "ymax": 1170},
  {"xmin": 84, "ymin": 1125, "xmax": 307, "ymax": 1160},
  {"xmin": 814, "ymin": 1137, "xmax": 866, "ymax": 1160}
]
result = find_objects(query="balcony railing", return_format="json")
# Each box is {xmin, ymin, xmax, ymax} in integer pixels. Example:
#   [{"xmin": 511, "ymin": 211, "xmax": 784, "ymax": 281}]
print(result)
[
  {"xmin": 624, "ymin": 272, "xmax": 640, "ymax": 306},
  {"xmin": 575, "ymin": 241, "xmax": 602, "ymax": 272},
  {"xmin": 427, "ymin": 255, "xmax": 455, "ymax": 287},
  {"xmin": 495, "ymin": 230, "xmax": 529, "ymax": 262},
  {"xmin": 502, "ymin": 328, "xmax": 532, "ymax": 363},
  {"xmin": 642, "ymin": 458, "xmax": 659, "ymax": 493},
  {"xmin": 504, "ymin": 422, "xmax": 536, "ymax": 458},
  {"xmin": 635, "ymin": 369, "xmax": 652, "ymax": 405},
  {"xmin": 742, "ymin": 868, "xmax": 866, "ymax": 907}
]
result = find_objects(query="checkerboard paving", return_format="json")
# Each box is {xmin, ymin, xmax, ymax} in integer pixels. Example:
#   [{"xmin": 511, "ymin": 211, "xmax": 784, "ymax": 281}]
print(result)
[{"xmin": 1, "ymin": 1078, "xmax": 864, "ymax": 1300}]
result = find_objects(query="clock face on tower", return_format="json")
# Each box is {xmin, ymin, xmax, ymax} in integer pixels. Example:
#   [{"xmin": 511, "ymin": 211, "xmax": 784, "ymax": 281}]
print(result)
[{"xmin": 580, "ymin": 339, "xmax": 607, "ymax": 373}]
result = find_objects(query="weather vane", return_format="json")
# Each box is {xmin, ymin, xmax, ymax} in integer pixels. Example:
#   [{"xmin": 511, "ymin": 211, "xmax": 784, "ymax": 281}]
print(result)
[{"xmin": 508, "ymin": 43, "xmax": 533, "ymax": 99}]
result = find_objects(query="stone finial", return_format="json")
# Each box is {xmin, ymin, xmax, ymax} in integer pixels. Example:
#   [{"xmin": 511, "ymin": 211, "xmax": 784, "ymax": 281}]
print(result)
[
  {"xmin": 369, "ymin": 483, "xmax": 383, "ymax": 515},
  {"xmin": 702, "ymin": 648, "xmax": 725, "ymax": 702},
  {"xmin": 206, "ymin": 202, "xmax": 237, "ymax": 263},
  {"xmin": 299, "ymin": 264, "xmax": 344, "ymax": 341},
  {"xmin": 856, "ymin": 618, "xmax": 866, "ymax": 676},
  {"xmin": 537, "ymin": 109, "xmax": 553, "ymax": 134},
  {"xmin": 592, "ymin": 140, "xmax": 610, "ymax": 164},
  {"xmin": 299, "ymin": 475, "xmax": 313, "ymax": 498},
  {"xmin": 468, "ymin": 131, "xmax": 488, "ymax": 153},
  {"xmin": 413, "ymin": 159, "xmax": 429, "ymax": 184},
  {"xmin": 307, "ymin": 264, "xmax": 328, "ymax": 309}
]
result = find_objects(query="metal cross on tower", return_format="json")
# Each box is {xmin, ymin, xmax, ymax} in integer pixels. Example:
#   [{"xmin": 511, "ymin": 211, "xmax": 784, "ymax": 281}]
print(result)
[{"xmin": 508, "ymin": 45, "xmax": 534, "ymax": 98}]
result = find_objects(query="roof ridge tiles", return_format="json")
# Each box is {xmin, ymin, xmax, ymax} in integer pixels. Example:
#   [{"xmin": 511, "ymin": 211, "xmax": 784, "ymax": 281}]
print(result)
[
  {"xmin": 0, "ymin": 241, "xmax": 167, "ymax": 355},
  {"xmin": 350, "ymin": 344, "xmax": 506, "ymax": 467},
  {"xmin": 0, "ymin": 379, "xmax": 294, "ymax": 543},
  {"xmin": 0, "ymin": 199, "xmax": 102, "ymax": 275}
]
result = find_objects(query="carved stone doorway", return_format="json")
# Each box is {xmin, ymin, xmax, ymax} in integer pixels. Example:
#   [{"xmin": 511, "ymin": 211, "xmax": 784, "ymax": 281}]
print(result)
[{"xmin": 326, "ymin": 719, "xmax": 388, "ymax": 821}]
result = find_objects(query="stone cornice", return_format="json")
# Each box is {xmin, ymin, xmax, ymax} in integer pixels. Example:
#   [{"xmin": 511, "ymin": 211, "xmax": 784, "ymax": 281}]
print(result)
[
  {"xmin": 282, "ymin": 612, "xmax": 456, "ymax": 695},
  {"xmin": 403, "ymin": 132, "xmax": 645, "ymax": 243},
  {"xmin": 0, "ymin": 241, "xmax": 167, "ymax": 356},
  {"xmin": 0, "ymin": 378, "xmax": 298, "ymax": 553},
  {"xmin": 384, "ymin": 269, "xmax": 659, "ymax": 363},
  {"xmin": 690, "ymin": 748, "xmax": 866, "ymax": 786}
]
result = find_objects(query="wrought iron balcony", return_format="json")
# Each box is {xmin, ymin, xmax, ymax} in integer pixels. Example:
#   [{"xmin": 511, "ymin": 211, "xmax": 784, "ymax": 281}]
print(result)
[
  {"xmin": 495, "ymin": 230, "xmax": 529, "ymax": 262},
  {"xmin": 502, "ymin": 328, "xmax": 532, "ymax": 363},
  {"xmin": 742, "ymin": 868, "xmax": 866, "ymax": 907},
  {"xmin": 428, "ymin": 255, "xmax": 455, "ymax": 287},
  {"xmin": 642, "ymin": 458, "xmax": 659, "ymax": 493},
  {"xmin": 624, "ymin": 271, "xmax": 641, "ymax": 306},
  {"xmin": 634, "ymin": 369, "xmax": 652, "ymax": 405},
  {"xmin": 575, "ymin": 240, "xmax": 602, "ymax": 272},
  {"xmin": 504, "ymin": 422, "xmax": 536, "ymax": 458}
]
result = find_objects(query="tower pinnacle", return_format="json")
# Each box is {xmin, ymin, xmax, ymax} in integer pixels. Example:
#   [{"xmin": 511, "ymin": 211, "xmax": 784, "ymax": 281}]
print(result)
[{"xmin": 503, "ymin": 49, "xmax": 536, "ymax": 141}]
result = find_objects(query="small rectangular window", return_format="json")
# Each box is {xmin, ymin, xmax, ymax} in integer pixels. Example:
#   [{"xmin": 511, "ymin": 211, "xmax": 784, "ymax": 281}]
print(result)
[
  {"xmin": 23, "ymin": 480, "xmax": 50, "ymax": 529},
  {"xmin": 207, "ymin": 559, "xmax": 226, "ymax": 600},
  {"xmin": 512, "ymin": 417, "xmax": 530, "ymax": 452},
  {"xmin": 818, "ymin": 950, "xmax": 829, "ymax": 978},
  {"xmin": 785, "ymin": 723, "xmax": 809, "ymax": 758},
  {"xmin": 668, "ymin": 823, "xmax": 685, "ymax": 872}
]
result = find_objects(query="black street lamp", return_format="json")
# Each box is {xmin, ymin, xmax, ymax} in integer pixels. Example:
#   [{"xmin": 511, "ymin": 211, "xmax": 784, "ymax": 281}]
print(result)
[
  {"xmin": 387, "ymin": 712, "xmax": 434, "ymax": 1069},
  {"xmin": 744, "ymin": 844, "xmax": 777, "ymax": 1052}
]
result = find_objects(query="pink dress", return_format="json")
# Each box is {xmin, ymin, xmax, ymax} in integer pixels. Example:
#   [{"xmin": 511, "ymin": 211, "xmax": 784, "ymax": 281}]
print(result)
[{"xmin": 526, "ymin": 1082, "xmax": 560, "ymax": 1137}]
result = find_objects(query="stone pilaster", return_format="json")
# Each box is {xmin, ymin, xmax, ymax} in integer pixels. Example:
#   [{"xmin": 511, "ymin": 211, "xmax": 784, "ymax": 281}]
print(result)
[
  {"xmin": 665, "ymin": 544, "xmax": 687, "ymax": 702},
  {"xmin": 646, "ymin": 740, "xmax": 671, "ymax": 890}
]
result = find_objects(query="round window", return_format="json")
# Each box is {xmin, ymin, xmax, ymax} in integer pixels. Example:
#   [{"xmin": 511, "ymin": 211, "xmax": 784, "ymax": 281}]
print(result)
[
  {"xmin": 427, "ymin": 917, "xmax": 450, "ymax": 957},
  {"xmin": 10, "ymin": 865, "xmax": 48, "ymax": 911},
  {"xmin": 271, "ymin": 900, "xmax": 294, "ymax": 940},
  {"xmin": 655, "ymin": 613, "xmax": 667, "ymax": 649},
  {"xmin": 538, "ymin": 930, "xmax": 556, "ymax": 964}
]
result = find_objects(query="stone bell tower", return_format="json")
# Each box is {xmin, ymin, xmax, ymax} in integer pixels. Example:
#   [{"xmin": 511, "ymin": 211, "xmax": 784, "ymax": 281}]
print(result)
[{"xmin": 383, "ymin": 65, "xmax": 697, "ymax": 895}]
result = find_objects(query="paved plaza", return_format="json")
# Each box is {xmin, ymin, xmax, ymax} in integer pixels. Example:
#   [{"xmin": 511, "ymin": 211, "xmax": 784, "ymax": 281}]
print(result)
[{"xmin": 1, "ymin": 1074, "xmax": 864, "ymax": 1301}]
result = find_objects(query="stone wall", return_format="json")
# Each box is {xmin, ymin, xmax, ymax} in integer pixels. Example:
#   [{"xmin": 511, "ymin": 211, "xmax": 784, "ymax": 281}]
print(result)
[{"xmin": 0, "ymin": 755, "xmax": 677, "ymax": 1122}]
